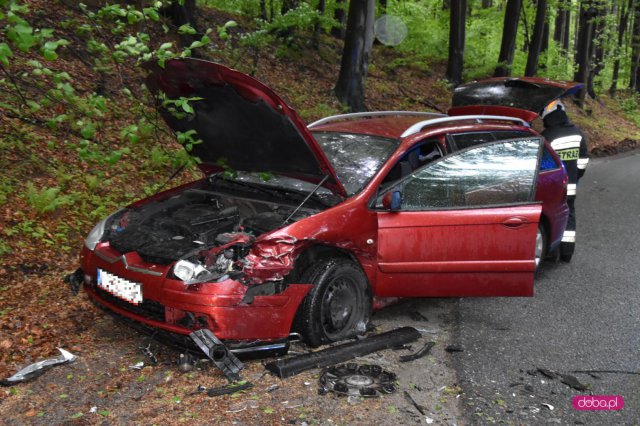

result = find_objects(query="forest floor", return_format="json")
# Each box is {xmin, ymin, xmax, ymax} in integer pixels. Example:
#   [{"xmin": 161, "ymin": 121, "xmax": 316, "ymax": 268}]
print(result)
[{"xmin": 1, "ymin": 2, "xmax": 640, "ymax": 425}]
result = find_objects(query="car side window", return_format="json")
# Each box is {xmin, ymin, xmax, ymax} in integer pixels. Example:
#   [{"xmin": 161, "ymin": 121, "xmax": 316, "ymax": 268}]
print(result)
[
  {"xmin": 377, "ymin": 138, "xmax": 542, "ymax": 210},
  {"xmin": 449, "ymin": 132, "xmax": 495, "ymax": 150},
  {"xmin": 539, "ymin": 146, "xmax": 559, "ymax": 171}
]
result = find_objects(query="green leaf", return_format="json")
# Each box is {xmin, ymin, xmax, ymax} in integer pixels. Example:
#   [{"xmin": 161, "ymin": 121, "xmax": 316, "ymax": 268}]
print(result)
[
  {"xmin": 143, "ymin": 7, "xmax": 160, "ymax": 21},
  {"xmin": 0, "ymin": 43, "xmax": 13, "ymax": 66},
  {"xmin": 98, "ymin": 410, "xmax": 110, "ymax": 417},
  {"xmin": 178, "ymin": 24, "xmax": 196, "ymax": 35},
  {"xmin": 262, "ymin": 408, "xmax": 274, "ymax": 414},
  {"xmin": 69, "ymin": 412, "xmax": 83, "ymax": 419}
]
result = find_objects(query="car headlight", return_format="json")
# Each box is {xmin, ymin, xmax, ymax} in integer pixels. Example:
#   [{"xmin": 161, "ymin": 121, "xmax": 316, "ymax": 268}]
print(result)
[
  {"xmin": 173, "ymin": 260, "xmax": 211, "ymax": 283},
  {"xmin": 172, "ymin": 252, "xmax": 236, "ymax": 285},
  {"xmin": 84, "ymin": 210, "xmax": 125, "ymax": 251}
]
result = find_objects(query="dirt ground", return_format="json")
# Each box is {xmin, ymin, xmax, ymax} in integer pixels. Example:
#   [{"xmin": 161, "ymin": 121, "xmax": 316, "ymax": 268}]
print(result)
[{"xmin": 0, "ymin": 267, "xmax": 463, "ymax": 425}]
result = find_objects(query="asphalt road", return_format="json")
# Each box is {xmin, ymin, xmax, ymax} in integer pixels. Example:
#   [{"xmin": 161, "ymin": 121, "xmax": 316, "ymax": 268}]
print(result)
[{"xmin": 452, "ymin": 151, "xmax": 640, "ymax": 424}]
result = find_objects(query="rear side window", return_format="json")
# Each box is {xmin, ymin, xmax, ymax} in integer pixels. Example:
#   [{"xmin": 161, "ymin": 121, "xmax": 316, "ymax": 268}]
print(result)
[
  {"xmin": 539, "ymin": 146, "xmax": 559, "ymax": 171},
  {"xmin": 449, "ymin": 132, "xmax": 494, "ymax": 150}
]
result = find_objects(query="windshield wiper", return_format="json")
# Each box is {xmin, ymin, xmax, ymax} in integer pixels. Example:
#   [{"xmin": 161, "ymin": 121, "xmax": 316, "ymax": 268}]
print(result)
[{"xmin": 282, "ymin": 175, "xmax": 330, "ymax": 226}]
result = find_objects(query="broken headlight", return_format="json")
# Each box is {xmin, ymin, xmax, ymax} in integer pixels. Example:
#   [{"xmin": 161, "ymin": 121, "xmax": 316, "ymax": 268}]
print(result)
[
  {"xmin": 172, "ymin": 251, "xmax": 236, "ymax": 285},
  {"xmin": 84, "ymin": 209, "xmax": 125, "ymax": 251}
]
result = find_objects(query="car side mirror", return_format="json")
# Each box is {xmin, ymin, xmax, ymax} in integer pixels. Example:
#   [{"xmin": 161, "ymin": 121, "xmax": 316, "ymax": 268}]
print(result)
[{"xmin": 382, "ymin": 191, "xmax": 402, "ymax": 211}]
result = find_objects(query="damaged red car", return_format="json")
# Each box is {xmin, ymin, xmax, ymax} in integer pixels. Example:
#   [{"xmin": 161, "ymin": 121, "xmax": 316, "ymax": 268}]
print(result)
[{"xmin": 71, "ymin": 59, "xmax": 568, "ymax": 356}]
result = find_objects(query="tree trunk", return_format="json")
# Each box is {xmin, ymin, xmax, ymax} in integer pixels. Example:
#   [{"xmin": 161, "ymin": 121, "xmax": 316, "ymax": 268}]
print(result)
[
  {"xmin": 331, "ymin": 0, "xmax": 347, "ymax": 39},
  {"xmin": 611, "ymin": 0, "xmax": 632, "ymax": 96},
  {"xmin": 553, "ymin": 0, "xmax": 567, "ymax": 46},
  {"xmin": 281, "ymin": 0, "xmax": 299, "ymax": 15},
  {"xmin": 520, "ymin": 3, "xmax": 530, "ymax": 52},
  {"xmin": 335, "ymin": 0, "xmax": 376, "ymax": 112},
  {"xmin": 541, "ymin": 20, "xmax": 549, "ymax": 53},
  {"xmin": 525, "ymin": 0, "xmax": 547, "ymax": 76},
  {"xmin": 446, "ymin": 0, "xmax": 467, "ymax": 85},
  {"xmin": 165, "ymin": 0, "xmax": 200, "ymax": 54},
  {"xmin": 312, "ymin": 0, "xmax": 326, "ymax": 49},
  {"xmin": 574, "ymin": 1, "xmax": 595, "ymax": 106},
  {"xmin": 482, "ymin": 0, "xmax": 493, "ymax": 8},
  {"xmin": 495, "ymin": 0, "xmax": 522, "ymax": 76},
  {"xmin": 630, "ymin": 0, "xmax": 640, "ymax": 90},
  {"xmin": 379, "ymin": 0, "xmax": 388, "ymax": 14},
  {"xmin": 587, "ymin": 2, "xmax": 606, "ymax": 98},
  {"xmin": 259, "ymin": 0, "xmax": 267, "ymax": 20}
]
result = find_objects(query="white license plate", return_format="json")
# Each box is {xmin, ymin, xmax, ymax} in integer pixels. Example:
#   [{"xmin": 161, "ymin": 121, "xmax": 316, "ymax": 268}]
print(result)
[{"xmin": 97, "ymin": 269, "xmax": 143, "ymax": 305}]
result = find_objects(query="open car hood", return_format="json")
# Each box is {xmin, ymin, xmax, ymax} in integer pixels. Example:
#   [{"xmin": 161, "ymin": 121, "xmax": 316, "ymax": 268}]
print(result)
[
  {"xmin": 146, "ymin": 59, "xmax": 346, "ymax": 197},
  {"xmin": 449, "ymin": 77, "xmax": 584, "ymax": 122}
]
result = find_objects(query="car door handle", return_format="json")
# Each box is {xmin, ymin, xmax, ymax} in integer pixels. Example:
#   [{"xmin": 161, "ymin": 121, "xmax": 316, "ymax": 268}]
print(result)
[{"xmin": 502, "ymin": 217, "xmax": 526, "ymax": 228}]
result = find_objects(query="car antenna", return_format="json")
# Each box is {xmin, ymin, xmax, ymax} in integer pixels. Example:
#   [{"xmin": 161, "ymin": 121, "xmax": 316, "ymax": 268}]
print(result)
[{"xmin": 282, "ymin": 175, "xmax": 330, "ymax": 226}]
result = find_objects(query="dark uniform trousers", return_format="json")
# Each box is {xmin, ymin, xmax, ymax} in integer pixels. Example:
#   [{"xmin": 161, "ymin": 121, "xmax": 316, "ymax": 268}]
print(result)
[{"xmin": 547, "ymin": 135, "xmax": 589, "ymax": 259}]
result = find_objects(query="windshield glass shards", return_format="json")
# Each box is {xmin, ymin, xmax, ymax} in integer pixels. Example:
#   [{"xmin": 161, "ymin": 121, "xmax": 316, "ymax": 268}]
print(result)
[{"xmin": 313, "ymin": 132, "xmax": 400, "ymax": 196}]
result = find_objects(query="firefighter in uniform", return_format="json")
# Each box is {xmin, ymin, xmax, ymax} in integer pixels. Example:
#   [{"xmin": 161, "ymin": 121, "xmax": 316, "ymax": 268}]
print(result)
[{"xmin": 541, "ymin": 100, "xmax": 589, "ymax": 261}]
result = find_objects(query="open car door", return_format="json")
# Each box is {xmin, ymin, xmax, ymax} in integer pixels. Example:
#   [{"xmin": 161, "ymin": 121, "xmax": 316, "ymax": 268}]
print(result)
[{"xmin": 375, "ymin": 137, "xmax": 544, "ymax": 297}]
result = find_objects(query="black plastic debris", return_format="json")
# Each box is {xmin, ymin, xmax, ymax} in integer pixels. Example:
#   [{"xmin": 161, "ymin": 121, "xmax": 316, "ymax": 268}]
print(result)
[
  {"xmin": 265, "ymin": 327, "xmax": 421, "ymax": 378},
  {"xmin": 0, "ymin": 348, "xmax": 76, "ymax": 386},
  {"xmin": 445, "ymin": 345, "xmax": 464, "ymax": 353},
  {"xmin": 64, "ymin": 268, "xmax": 84, "ymax": 295},
  {"xmin": 207, "ymin": 381, "xmax": 253, "ymax": 397},
  {"xmin": 408, "ymin": 311, "xmax": 429, "ymax": 322},
  {"xmin": 399, "ymin": 341, "xmax": 435, "ymax": 362},
  {"xmin": 403, "ymin": 390, "xmax": 426, "ymax": 415},
  {"xmin": 559, "ymin": 373, "xmax": 588, "ymax": 391},
  {"xmin": 190, "ymin": 329, "xmax": 244, "ymax": 382},
  {"xmin": 319, "ymin": 363, "xmax": 396, "ymax": 397}
]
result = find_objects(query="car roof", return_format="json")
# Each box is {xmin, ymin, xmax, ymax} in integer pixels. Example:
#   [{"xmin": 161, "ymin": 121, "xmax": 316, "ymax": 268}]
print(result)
[{"xmin": 309, "ymin": 112, "xmax": 532, "ymax": 140}]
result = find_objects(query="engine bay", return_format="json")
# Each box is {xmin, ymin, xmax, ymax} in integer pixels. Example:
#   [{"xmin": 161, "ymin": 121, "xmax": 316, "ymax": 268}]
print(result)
[{"xmin": 105, "ymin": 180, "xmax": 322, "ymax": 265}]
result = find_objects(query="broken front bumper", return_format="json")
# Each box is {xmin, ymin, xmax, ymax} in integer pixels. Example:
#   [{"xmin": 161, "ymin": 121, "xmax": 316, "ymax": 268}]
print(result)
[{"xmin": 76, "ymin": 246, "xmax": 312, "ymax": 356}]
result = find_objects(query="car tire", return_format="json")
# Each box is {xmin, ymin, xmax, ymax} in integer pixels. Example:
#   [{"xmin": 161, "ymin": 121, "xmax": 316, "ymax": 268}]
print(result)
[
  {"xmin": 534, "ymin": 224, "xmax": 547, "ymax": 274},
  {"xmin": 296, "ymin": 258, "xmax": 372, "ymax": 348}
]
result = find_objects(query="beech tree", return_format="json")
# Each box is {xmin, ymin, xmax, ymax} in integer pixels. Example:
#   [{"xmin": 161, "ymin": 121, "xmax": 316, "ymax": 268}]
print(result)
[
  {"xmin": 335, "ymin": 0, "xmax": 376, "ymax": 111},
  {"xmin": 495, "ymin": 0, "xmax": 522, "ymax": 76},
  {"xmin": 446, "ymin": 0, "xmax": 467, "ymax": 85}
]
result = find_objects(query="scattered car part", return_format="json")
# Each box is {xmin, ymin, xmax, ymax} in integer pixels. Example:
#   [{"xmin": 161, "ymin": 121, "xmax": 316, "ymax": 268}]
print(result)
[
  {"xmin": 177, "ymin": 352, "xmax": 196, "ymax": 372},
  {"xmin": 139, "ymin": 343, "xmax": 158, "ymax": 365},
  {"xmin": 190, "ymin": 329, "xmax": 244, "ymax": 382},
  {"xmin": 399, "ymin": 341, "xmax": 435, "ymax": 362},
  {"xmin": 559, "ymin": 373, "xmax": 588, "ymax": 391},
  {"xmin": 264, "ymin": 327, "xmax": 421, "ymax": 378},
  {"xmin": 0, "ymin": 348, "xmax": 76, "ymax": 386},
  {"xmin": 403, "ymin": 390, "xmax": 426, "ymax": 415},
  {"xmin": 207, "ymin": 381, "xmax": 253, "ymax": 397},
  {"xmin": 64, "ymin": 269, "xmax": 84, "ymax": 294},
  {"xmin": 408, "ymin": 311, "xmax": 429, "ymax": 322},
  {"xmin": 129, "ymin": 361, "xmax": 144, "ymax": 370},
  {"xmin": 541, "ymin": 403, "xmax": 554, "ymax": 411},
  {"xmin": 266, "ymin": 384, "xmax": 280, "ymax": 393},
  {"xmin": 319, "ymin": 363, "xmax": 396, "ymax": 397},
  {"xmin": 444, "ymin": 345, "xmax": 464, "ymax": 353}
]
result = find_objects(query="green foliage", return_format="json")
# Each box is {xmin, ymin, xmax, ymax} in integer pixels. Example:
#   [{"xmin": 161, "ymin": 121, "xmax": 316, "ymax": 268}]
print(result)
[{"xmin": 24, "ymin": 183, "xmax": 75, "ymax": 215}]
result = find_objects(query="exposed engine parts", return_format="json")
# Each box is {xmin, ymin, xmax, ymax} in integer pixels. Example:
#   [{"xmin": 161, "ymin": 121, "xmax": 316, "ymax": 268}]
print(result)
[
  {"xmin": 319, "ymin": 363, "xmax": 397, "ymax": 397},
  {"xmin": 105, "ymin": 185, "xmax": 315, "ymax": 266}
]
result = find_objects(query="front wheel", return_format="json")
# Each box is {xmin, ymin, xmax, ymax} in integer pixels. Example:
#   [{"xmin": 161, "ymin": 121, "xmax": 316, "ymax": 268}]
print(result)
[{"xmin": 296, "ymin": 259, "xmax": 372, "ymax": 347}]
